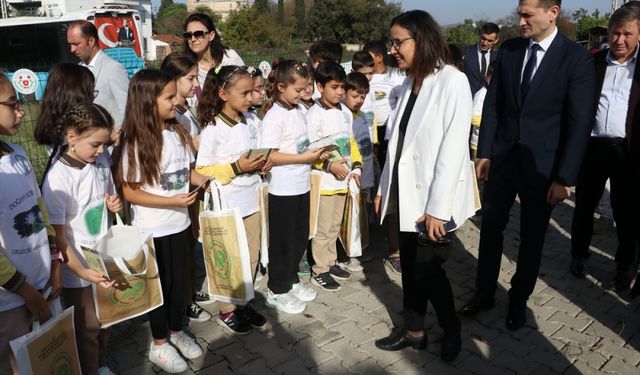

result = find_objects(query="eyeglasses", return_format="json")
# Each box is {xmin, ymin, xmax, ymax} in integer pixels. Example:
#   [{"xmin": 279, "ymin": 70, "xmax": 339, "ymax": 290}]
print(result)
[
  {"xmin": 182, "ymin": 30, "xmax": 210, "ymax": 40},
  {"xmin": 0, "ymin": 99, "xmax": 25, "ymax": 116},
  {"xmin": 388, "ymin": 37, "xmax": 414, "ymax": 49}
]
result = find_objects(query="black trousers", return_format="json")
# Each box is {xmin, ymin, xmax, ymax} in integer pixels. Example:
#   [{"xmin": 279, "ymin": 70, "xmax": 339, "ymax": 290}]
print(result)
[
  {"xmin": 571, "ymin": 138, "xmax": 636, "ymax": 272},
  {"xmin": 267, "ymin": 192, "xmax": 310, "ymax": 294},
  {"xmin": 400, "ymin": 232, "xmax": 456, "ymax": 331},
  {"xmin": 476, "ymin": 147, "xmax": 554, "ymax": 302},
  {"xmin": 149, "ymin": 227, "xmax": 191, "ymax": 340}
]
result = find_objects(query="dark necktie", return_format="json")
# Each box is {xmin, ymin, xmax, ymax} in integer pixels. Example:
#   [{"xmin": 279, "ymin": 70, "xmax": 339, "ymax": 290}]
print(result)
[
  {"xmin": 480, "ymin": 50, "xmax": 488, "ymax": 77},
  {"xmin": 521, "ymin": 44, "xmax": 541, "ymax": 98}
]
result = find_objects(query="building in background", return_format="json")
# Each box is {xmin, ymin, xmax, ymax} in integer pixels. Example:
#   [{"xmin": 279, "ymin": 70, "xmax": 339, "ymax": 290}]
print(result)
[{"xmin": 186, "ymin": 0, "xmax": 251, "ymax": 20}]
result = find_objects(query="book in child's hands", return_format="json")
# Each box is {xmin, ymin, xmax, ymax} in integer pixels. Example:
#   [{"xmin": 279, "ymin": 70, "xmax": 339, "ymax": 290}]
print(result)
[
  {"xmin": 246, "ymin": 148, "xmax": 275, "ymax": 159},
  {"xmin": 81, "ymin": 246, "xmax": 109, "ymax": 280}
]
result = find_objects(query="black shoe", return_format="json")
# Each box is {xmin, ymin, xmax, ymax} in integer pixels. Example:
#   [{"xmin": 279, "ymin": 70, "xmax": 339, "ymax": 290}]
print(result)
[
  {"xmin": 193, "ymin": 290, "xmax": 215, "ymax": 305},
  {"xmin": 329, "ymin": 265, "xmax": 351, "ymax": 280},
  {"xmin": 630, "ymin": 274, "xmax": 640, "ymax": 298},
  {"xmin": 185, "ymin": 303, "xmax": 212, "ymax": 322},
  {"xmin": 217, "ymin": 310, "xmax": 252, "ymax": 335},
  {"xmin": 460, "ymin": 292, "xmax": 495, "ymax": 317},
  {"xmin": 374, "ymin": 328, "xmax": 427, "ymax": 351},
  {"xmin": 311, "ymin": 272, "xmax": 341, "ymax": 291},
  {"xmin": 441, "ymin": 318, "xmax": 461, "ymax": 362},
  {"xmin": 569, "ymin": 257, "xmax": 586, "ymax": 278},
  {"xmin": 505, "ymin": 299, "xmax": 527, "ymax": 331},
  {"xmin": 608, "ymin": 270, "xmax": 635, "ymax": 292},
  {"xmin": 237, "ymin": 304, "xmax": 269, "ymax": 331}
]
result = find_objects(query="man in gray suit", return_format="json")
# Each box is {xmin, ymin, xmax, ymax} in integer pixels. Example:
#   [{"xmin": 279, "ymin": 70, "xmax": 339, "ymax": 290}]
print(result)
[{"xmin": 67, "ymin": 20, "xmax": 129, "ymax": 130}]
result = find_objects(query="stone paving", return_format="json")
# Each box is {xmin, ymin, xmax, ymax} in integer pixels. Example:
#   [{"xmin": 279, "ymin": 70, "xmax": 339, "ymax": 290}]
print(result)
[{"xmin": 105, "ymin": 198, "xmax": 640, "ymax": 374}]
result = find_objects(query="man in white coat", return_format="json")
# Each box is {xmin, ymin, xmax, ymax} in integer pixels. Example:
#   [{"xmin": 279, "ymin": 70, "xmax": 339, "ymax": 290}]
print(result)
[{"xmin": 67, "ymin": 20, "xmax": 129, "ymax": 132}]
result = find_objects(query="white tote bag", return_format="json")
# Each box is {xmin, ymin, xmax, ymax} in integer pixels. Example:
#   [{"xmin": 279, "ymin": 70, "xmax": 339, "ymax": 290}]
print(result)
[
  {"xmin": 338, "ymin": 179, "xmax": 363, "ymax": 257},
  {"xmin": 258, "ymin": 180, "xmax": 269, "ymax": 268},
  {"xmin": 90, "ymin": 215, "xmax": 163, "ymax": 328},
  {"xmin": 200, "ymin": 180, "xmax": 255, "ymax": 305},
  {"xmin": 10, "ymin": 306, "xmax": 82, "ymax": 375}
]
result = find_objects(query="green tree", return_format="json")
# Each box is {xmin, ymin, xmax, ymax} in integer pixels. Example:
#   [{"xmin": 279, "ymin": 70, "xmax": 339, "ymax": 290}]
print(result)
[
  {"xmin": 295, "ymin": 0, "xmax": 306, "ymax": 37},
  {"xmin": 572, "ymin": 8, "xmax": 608, "ymax": 41},
  {"xmin": 221, "ymin": 5, "xmax": 294, "ymax": 49},
  {"xmin": 306, "ymin": 0, "xmax": 401, "ymax": 43},
  {"xmin": 444, "ymin": 19, "xmax": 479, "ymax": 47},
  {"xmin": 254, "ymin": 0, "xmax": 270, "ymax": 14},
  {"xmin": 154, "ymin": 3, "xmax": 188, "ymax": 35},
  {"xmin": 277, "ymin": 0, "xmax": 285, "ymax": 24}
]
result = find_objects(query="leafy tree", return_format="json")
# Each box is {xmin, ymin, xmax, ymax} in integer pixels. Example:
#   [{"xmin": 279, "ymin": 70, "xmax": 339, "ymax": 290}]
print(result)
[
  {"xmin": 444, "ymin": 19, "xmax": 479, "ymax": 47},
  {"xmin": 306, "ymin": 0, "xmax": 401, "ymax": 43},
  {"xmin": 572, "ymin": 8, "xmax": 608, "ymax": 41},
  {"xmin": 295, "ymin": 0, "xmax": 306, "ymax": 37},
  {"xmin": 277, "ymin": 0, "xmax": 285, "ymax": 24},
  {"xmin": 221, "ymin": 5, "xmax": 294, "ymax": 49},
  {"xmin": 254, "ymin": 0, "xmax": 270, "ymax": 14},
  {"xmin": 154, "ymin": 3, "xmax": 188, "ymax": 35}
]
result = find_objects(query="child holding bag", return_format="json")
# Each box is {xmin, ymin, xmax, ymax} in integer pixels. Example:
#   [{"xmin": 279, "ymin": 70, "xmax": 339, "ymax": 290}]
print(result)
[
  {"xmin": 195, "ymin": 65, "xmax": 271, "ymax": 334},
  {"xmin": 42, "ymin": 102, "xmax": 122, "ymax": 375},
  {"xmin": 114, "ymin": 69, "xmax": 209, "ymax": 373}
]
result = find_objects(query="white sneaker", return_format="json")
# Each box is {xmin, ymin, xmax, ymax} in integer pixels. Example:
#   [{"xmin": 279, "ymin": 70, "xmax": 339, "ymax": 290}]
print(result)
[
  {"xmin": 97, "ymin": 367, "xmax": 117, "ymax": 375},
  {"xmin": 338, "ymin": 258, "xmax": 364, "ymax": 272},
  {"xmin": 170, "ymin": 331, "xmax": 203, "ymax": 359},
  {"xmin": 265, "ymin": 289, "xmax": 306, "ymax": 314},
  {"xmin": 148, "ymin": 342, "xmax": 188, "ymax": 373},
  {"xmin": 290, "ymin": 282, "xmax": 317, "ymax": 302}
]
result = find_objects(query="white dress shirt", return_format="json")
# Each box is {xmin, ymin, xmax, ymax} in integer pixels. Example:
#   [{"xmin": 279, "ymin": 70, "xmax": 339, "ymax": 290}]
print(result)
[
  {"xmin": 521, "ymin": 27, "xmax": 558, "ymax": 83},
  {"xmin": 593, "ymin": 46, "xmax": 638, "ymax": 138},
  {"xmin": 477, "ymin": 45, "xmax": 491, "ymax": 74}
]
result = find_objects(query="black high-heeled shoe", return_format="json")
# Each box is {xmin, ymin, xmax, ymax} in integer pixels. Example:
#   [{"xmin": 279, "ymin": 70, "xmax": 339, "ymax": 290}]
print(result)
[
  {"xmin": 374, "ymin": 328, "xmax": 427, "ymax": 351},
  {"xmin": 441, "ymin": 318, "xmax": 461, "ymax": 362}
]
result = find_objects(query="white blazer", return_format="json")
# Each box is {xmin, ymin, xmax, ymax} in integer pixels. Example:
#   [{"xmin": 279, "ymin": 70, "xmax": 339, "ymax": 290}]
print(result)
[{"xmin": 378, "ymin": 65, "xmax": 479, "ymax": 232}]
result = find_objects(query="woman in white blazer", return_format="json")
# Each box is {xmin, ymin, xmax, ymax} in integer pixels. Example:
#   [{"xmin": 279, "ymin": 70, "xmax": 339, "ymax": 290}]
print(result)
[{"xmin": 373, "ymin": 10, "xmax": 477, "ymax": 362}]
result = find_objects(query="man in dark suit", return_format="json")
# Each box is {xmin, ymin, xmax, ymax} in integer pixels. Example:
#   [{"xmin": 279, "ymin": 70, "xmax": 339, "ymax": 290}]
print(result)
[
  {"xmin": 463, "ymin": 22, "xmax": 500, "ymax": 95},
  {"xmin": 117, "ymin": 19, "xmax": 134, "ymax": 46},
  {"xmin": 462, "ymin": 0, "xmax": 597, "ymax": 331},
  {"xmin": 570, "ymin": 4, "xmax": 640, "ymax": 291}
]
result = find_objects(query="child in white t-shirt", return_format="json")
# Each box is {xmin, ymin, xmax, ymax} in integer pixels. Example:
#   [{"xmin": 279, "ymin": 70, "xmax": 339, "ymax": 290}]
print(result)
[
  {"xmin": 195, "ymin": 65, "xmax": 271, "ymax": 334},
  {"xmin": 115, "ymin": 69, "xmax": 209, "ymax": 374},
  {"xmin": 42, "ymin": 103, "xmax": 122, "ymax": 375},
  {"xmin": 248, "ymin": 66, "xmax": 267, "ymax": 118},
  {"xmin": 351, "ymin": 51, "xmax": 378, "ymax": 145},
  {"xmin": 299, "ymin": 74, "xmax": 315, "ymax": 115},
  {"xmin": 0, "ymin": 72, "xmax": 61, "ymax": 374},
  {"xmin": 260, "ymin": 59, "xmax": 327, "ymax": 314},
  {"xmin": 307, "ymin": 61, "xmax": 363, "ymax": 291},
  {"xmin": 162, "ymin": 52, "xmax": 202, "ymax": 150}
]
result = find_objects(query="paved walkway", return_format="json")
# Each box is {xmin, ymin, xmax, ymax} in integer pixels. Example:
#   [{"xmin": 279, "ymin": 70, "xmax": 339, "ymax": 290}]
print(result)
[{"xmin": 106, "ymin": 199, "xmax": 640, "ymax": 374}]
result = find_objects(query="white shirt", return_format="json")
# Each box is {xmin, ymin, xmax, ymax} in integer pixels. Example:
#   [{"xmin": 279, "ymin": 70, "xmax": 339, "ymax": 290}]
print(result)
[
  {"xmin": 79, "ymin": 49, "xmax": 101, "ymax": 69},
  {"xmin": 197, "ymin": 112, "xmax": 261, "ymax": 217},
  {"xmin": 260, "ymin": 102, "xmax": 311, "ymax": 196},
  {"xmin": 196, "ymin": 49, "xmax": 245, "ymax": 89},
  {"xmin": 471, "ymin": 87, "xmax": 488, "ymax": 149},
  {"xmin": 361, "ymin": 90, "xmax": 376, "ymax": 142},
  {"xmin": 593, "ymin": 46, "xmax": 638, "ymax": 138},
  {"xmin": 521, "ymin": 27, "xmax": 558, "ymax": 83},
  {"xmin": 42, "ymin": 152, "xmax": 114, "ymax": 288},
  {"xmin": 369, "ymin": 68, "xmax": 405, "ymax": 127},
  {"xmin": 307, "ymin": 101, "xmax": 359, "ymax": 192},
  {"xmin": 0, "ymin": 143, "xmax": 50, "ymax": 311},
  {"xmin": 477, "ymin": 45, "xmax": 492, "ymax": 75},
  {"xmin": 351, "ymin": 111, "xmax": 374, "ymax": 189},
  {"xmin": 176, "ymin": 105, "xmax": 201, "ymax": 137},
  {"xmin": 121, "ymin": 129, "xmax": 194, "ymax": 237}
]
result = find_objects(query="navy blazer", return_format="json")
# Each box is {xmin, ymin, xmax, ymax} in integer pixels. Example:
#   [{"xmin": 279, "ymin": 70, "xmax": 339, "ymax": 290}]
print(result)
[
  {"xmin": 463, "ymin": 44, "xmax": 497, "ymax": 95},
  {"xmin": 477, "ymin": 33, "xmax": 597, "ymax": 187}
]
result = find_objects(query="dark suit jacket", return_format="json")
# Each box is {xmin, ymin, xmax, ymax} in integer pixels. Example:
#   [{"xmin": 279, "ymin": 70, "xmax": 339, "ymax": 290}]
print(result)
[
  {"xmin": 118, "ymin": 27, "xmax": 134, "ymax": 42},
  {"xmin": 477, "ymin": 33, "xmax": 597, "ymax": 187},
  {"xmin": 463, "ymin": 44, "xmax": 497, "ymax": 95}
]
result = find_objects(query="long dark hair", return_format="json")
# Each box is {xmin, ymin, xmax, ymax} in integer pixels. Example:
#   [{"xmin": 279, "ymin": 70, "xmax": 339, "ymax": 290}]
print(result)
[
  {"xmin": 160, "ymin": 52, "xmax": 197, "ymax": 80},
  {"xmin": 390, "ymin": 10, "xmax": 451, "ymax": 82},
  {"xmin": 35, "ymin": 63, "xmax": 95, "ymax": 147},
  {"xmin": 197, "ymin": 65, "xmax": 251, "ymax": 126},
  {"xmin": 62, "ymin": 103, "xmax": 114, "ymax": 138},
  {"xmin": 113, "ymin": 69, "xmax": 192, "ymax": 188},
  {"xmin": 183, "ymin": 13, "xmax": 229, "ymax": 67}
]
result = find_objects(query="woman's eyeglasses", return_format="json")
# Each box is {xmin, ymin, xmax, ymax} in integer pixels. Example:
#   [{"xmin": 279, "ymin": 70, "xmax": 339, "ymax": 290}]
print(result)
[
  {"xmin": 388, "ymin": 37, "xmax": 413, "ymax": 49},
  {"xmin": 183, "ymin": 30, "xmax": 210, "ymax": 40}
]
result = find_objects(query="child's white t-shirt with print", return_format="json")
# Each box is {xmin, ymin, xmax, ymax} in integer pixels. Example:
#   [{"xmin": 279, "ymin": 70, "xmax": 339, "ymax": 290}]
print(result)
[
  {"xmin": 351, "ymin": 111, "xmax": 375, "ymax": 190},
  {"xmin": 42, "ymin": 152, "xmax": 114, "ymax": 288},
  {"xmin": 197, "ymin": 112, "xmax": 261, "ymax": 217},
  {"xmin": 0, "ymin": 143, "xmax": 50, "ymax": 312},
  {"xmin": 260, "ymin": 102, "xmax": 311, "ymax": 196},
  {"xmin": 369, "ymin": 68, "xmax": 406, "ymax": 127},
  {"xmin": 360, "ymin": 90, "xmax": 377, "ymax": 142},
  {"xmin": 121, "ymin": 129, "xmax": 194, "ymax": 238},
  {"xmin": 176, "ymin": 106, "xmax": 201, "ymax": 138}
]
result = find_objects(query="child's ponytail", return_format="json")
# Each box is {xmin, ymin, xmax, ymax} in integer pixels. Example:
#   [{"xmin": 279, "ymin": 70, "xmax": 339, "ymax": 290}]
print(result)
[{"xmin": 197, "ymin": 65, "xmax": 251, "ymax": 126}]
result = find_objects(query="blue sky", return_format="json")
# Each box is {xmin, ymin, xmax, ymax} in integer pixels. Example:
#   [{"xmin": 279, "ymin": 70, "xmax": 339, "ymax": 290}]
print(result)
[
  {"xmin": 401, "ymin": 0, "xmax": 609, "ymax": 24},
  {"xmin": 156, "ymin": 0, "xmax": 609, "ymax": 25}
]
